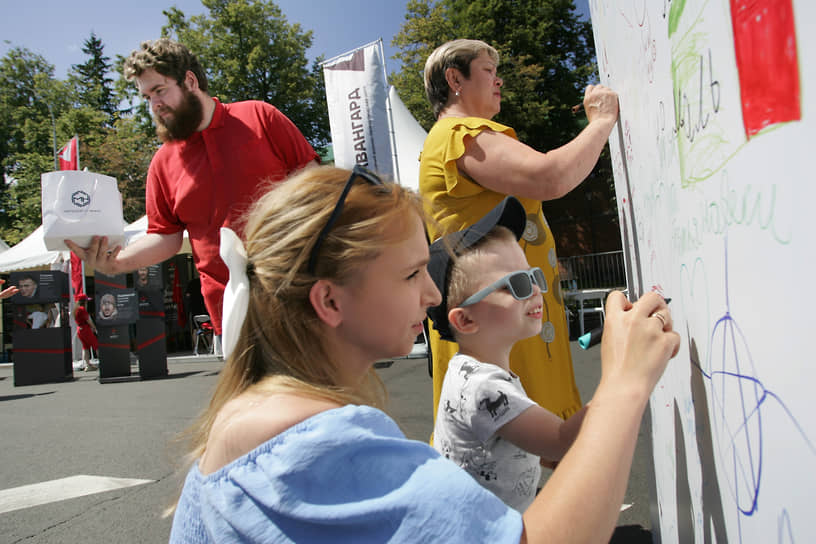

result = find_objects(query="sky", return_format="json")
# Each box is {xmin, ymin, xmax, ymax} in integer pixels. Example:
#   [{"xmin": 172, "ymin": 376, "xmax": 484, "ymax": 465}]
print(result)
[{"xmin": 1, "ymin": 0, "xmax": 590, "ymax": 81}]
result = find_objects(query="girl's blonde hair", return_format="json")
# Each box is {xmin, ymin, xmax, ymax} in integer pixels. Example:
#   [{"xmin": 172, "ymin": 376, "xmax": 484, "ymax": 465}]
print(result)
[
  {"xmin": 184, "ymin": 166, "xmax": 428, "ymax": 462},
  {"xmin": 424, "ymin": 39, "xmax": 500, "ymax": 118}
]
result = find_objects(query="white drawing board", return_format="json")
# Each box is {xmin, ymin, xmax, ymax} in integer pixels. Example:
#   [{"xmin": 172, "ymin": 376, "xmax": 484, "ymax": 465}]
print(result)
[{"xmin": 588, "ymin": 1, "xmax": 816, "ymax": 542}]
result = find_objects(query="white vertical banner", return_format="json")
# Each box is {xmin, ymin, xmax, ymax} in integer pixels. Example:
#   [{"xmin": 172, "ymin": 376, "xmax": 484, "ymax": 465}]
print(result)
[{"xmin": 322, "ymin": 40, "xmax": 394, "ymax": 178}]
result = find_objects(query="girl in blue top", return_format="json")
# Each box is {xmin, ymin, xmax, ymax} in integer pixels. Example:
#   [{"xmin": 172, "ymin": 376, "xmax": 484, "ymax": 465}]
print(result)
[{"xmin": 169, "ymin": 165, "xmax": 680, "ymax": 543}]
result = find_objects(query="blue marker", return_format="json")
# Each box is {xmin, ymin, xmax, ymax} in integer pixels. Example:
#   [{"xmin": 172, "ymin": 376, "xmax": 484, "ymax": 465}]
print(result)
[
  {"xmin": 577, "ymin": 298, "xmax": 671, "ymax": 349},
  {"xmin": 578, "ymin": 327, "xmax": 603, "ymax": 349}
]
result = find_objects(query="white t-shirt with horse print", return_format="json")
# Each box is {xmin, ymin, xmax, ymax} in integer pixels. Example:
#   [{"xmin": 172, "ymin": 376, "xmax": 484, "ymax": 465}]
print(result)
[{"xmin": 433, "ymin": 353, "xmax": 541, "ymax": 511}]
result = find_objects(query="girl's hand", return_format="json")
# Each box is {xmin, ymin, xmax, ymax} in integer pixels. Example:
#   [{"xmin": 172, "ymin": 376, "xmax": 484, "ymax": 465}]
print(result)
[{"xmin": 600, "ymin": 291, "xmax": 681, "ymax": 393}]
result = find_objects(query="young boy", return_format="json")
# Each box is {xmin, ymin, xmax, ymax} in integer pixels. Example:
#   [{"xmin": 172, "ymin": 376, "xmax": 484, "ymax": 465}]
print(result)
[{"xmin": 427, "ymin": 196, "xmax": 587, "ymax": 511}]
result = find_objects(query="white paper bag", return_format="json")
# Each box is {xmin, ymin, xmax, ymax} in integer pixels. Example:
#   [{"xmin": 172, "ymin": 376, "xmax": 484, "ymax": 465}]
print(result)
[{"xmin": 41, "ymin": 170, "xmax": 125, "ymax": 251}]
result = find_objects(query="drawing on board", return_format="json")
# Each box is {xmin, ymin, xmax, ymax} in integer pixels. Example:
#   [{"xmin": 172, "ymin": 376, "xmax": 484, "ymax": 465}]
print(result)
[
  {"xmin": 679, "ymin": 238, "xmax": 816, "ymax": 542},
  {"xmin": 588, "ymin": 0, "xmax": 814, "ymax": 542},
  {"xmin": 670, "ymin": 0, "xmax": 801, "ymax": 187},
  {"xmin": 728, "ymin": 0, "xmax": 801, "ymax": 138}
]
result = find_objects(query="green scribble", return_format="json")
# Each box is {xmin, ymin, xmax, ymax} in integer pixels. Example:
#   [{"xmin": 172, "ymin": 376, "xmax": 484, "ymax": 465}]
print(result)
[
  {"xmin": 668, "ymin": 0, "xmax": 688, "ymax": 38},
  {"xmin": 673, "ymin": 175, "xmax": 792, "ymax": 255},
  {"xmin": 671, "ymin": 0, "xmax": 746, "ymax": 188}
]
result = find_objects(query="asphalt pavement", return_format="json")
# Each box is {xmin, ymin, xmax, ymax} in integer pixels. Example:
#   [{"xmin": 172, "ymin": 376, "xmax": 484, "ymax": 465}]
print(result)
[{"xmin": 0, "ymin": 342, "xmax": 656, "ymax": 543}]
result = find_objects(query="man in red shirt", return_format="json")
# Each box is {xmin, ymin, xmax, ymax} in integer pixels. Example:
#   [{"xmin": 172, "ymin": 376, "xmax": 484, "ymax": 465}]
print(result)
[{"xmin": 67, "ymin": 39, "xmax": 319, "ymax": 350}]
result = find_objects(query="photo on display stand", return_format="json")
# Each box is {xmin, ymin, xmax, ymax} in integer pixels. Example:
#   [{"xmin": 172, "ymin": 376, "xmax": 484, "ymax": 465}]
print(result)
[
  {"xmin": 14, "ymin": 302, "xmax": 63, "ymax": 329},
  {"xmin": 8, "ymin": 271, "xmax": 65, "ymax": 305},
  {"xmin": 95, "ymin": 290, "xmax": 138, "ymax": 326},
  {"xmin": 134, "ymin": 264, "xmax": 163, "ymax": 291}
]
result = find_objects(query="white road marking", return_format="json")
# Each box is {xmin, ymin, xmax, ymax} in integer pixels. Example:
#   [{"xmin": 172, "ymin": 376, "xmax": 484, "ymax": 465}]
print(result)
[
  {"xmin": 0, "ymin": 474, "xmax": 154, "ymax": 514},
  {"xmin": 620, "ymin": 503, "xmax": 633, "ymax": 512}
]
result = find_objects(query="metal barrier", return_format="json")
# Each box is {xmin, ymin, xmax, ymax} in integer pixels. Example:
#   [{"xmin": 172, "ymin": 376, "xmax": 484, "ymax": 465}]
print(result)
[{"xmin": 558, "ymin": 250, "xmax": 626, "ymax": 291}]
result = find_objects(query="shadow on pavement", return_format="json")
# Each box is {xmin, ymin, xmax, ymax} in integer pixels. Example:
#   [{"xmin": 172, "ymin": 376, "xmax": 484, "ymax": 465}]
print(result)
[
  {"xmin": 150, "ymin": 371, "xmax": 214, "ymax": 380},
  {"xmin": 610, "ymin": 524, "xmax": 652, "ymax": 543},
  {"xmin": 0, "ymin": 391, "xmax": 57, "ymax": 402}
]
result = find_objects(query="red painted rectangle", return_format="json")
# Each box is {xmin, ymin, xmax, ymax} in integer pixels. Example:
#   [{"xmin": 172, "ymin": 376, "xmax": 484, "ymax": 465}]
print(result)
[{"xmin": 730, "ymin": 0, "xmax": 801, "ymax": 137}]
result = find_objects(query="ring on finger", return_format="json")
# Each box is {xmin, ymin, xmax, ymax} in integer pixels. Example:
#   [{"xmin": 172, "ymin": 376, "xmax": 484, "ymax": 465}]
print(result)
[
  {"xmin": 651, "ymin": 312, "xmax": 666, "ymax": 327},
  {"xmin": 106, "ymin": 250, "xmax": 112, "ymax": 256}
]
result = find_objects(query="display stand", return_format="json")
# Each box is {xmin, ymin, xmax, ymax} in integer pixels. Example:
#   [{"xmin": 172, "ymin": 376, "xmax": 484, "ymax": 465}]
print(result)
[
  {"xmin": 97, "ymin": 325, "xmax": 137, "ymax": 383},
  {"xmin": 9, "ymin": 271, "xmax": 73, "ymax": 386},
  {"xmin": 135, "ymin": 265, "xmax": 168, "ymax": 379},
  {"xmin": 94, "ymin": 272, "xmax": 139, "ymax": 384}
]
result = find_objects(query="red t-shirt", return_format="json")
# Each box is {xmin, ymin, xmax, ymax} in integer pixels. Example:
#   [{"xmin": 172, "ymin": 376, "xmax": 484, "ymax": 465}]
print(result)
[{"xmin": 146, "ymin": 99, "xmax": 319, "ymax": 334}]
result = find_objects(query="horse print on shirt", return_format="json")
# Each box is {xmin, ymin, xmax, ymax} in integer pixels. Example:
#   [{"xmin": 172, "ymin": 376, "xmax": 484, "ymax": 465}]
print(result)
[{"xmin": 478, "ymin": 390, "xmax": 509, "ymax": 418}]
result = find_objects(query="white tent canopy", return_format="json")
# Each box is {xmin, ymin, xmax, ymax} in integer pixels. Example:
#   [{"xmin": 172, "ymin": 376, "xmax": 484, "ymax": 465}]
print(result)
[
  {"xmin": 0, "ymin": 226, "xmax": 66, "ymax": 273},
  {"xmin": 0, "ymin": 217, "xmax": 190, "ymax": 273},
  {"xmin": 389, "ymin": 85, "xmax": 428, "ymax": 192}
]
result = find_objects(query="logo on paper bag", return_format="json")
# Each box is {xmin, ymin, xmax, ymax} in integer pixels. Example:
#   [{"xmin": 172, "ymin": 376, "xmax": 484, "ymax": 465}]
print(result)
[{"xmin": 71, "ymin": 190, "xmax": 91, "ymax": 208}]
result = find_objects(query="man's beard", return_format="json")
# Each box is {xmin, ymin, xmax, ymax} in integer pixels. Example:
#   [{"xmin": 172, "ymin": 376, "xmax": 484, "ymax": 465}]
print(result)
[{"xmin": 154, "ymin": 87, "xmax": 203, "ymax": 142}]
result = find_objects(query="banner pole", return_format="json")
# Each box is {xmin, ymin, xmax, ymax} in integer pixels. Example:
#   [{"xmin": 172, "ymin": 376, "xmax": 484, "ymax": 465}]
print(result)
[{"xmin": 380, "ymin": 39, "xmax": 401, "ymax": 184}]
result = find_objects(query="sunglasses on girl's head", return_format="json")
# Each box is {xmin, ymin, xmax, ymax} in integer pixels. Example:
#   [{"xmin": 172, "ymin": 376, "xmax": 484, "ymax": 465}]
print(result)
[
  {"xmin": 307, "ymin": 165, "xmax": 387, "ymax": 275},
  {"xmin": 459, "ymin": 267, "xmax": 548, "ymax": 307}
]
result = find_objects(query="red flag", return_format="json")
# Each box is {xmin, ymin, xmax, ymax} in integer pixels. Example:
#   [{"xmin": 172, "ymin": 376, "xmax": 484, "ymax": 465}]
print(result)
[
  {"xmin": 70, "ymin": 251, "xmax": 84, "ymax": 298},
  {"xmin": 58, "ymin": 136, "xmax": 79, "ymax": 170},
  {"xmin": 172, "ymin": 265, "xmax": 187, "ymax": 328}
]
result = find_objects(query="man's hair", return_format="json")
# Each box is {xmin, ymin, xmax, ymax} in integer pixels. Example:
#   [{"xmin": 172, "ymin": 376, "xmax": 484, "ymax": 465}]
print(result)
[
  {"xmin": 123, "ymin": 38, "xmax": 208, "ymax": 92},
  {"xmin": 424, "ymin": 39, "xmax": 499, "ymax": 118},
  {"xmin": 446, "ymin": 226, "xmax": 517, "ymax": 314}
]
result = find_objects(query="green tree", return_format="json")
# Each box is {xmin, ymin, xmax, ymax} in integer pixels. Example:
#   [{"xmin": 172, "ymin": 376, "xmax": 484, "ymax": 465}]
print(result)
[
  {"xmin": 0, "ymin": 48, "xmax": 73, "ymax": 240},
  {"xmin": 393, "ymin": 0, "xmax": 595, "ymax": 148},
  {"xmin": 5, "ymin": 152, "xmax": 52, "ymax": 243},
  {"xmin": 0, "ymin": 40, "xmax": 155, "ymax": 243},
  {"xmin": 390, "ymin": 0, "xmax": 455, "ymax": 130},
  {"xmin": 0, "ymin": 48, "xmax": 62, "ymax": 174},
  {"xmin": 391, "ymin": 0, "xmax": 619, "ymax": 255},
  {"xmin": 161, "ymin": 0, "xmax": 330, "ymax": 149},
  {"xmin": 65, "ymin": 35, "xmax": 155, "ymax": 225},
  {"xmin": 69, "ymin": 32, "xmax": 118, "ymax": 124}
]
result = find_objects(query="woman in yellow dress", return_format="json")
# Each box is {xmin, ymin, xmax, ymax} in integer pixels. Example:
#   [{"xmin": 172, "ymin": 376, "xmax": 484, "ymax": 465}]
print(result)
[{"xmin": 420, "ymin": 39, "xmax": 619, "ymax": 426}]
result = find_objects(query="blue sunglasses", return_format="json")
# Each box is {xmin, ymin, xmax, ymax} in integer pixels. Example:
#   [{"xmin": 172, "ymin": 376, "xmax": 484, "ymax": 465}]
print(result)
[{"xmin": 459, "ymin": 267, "xmax": 547, "ymax": 307}]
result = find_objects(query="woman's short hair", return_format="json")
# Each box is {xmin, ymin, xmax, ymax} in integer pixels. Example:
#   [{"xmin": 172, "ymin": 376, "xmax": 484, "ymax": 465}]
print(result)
[
  {"xmin": 424, "ymin": 39, "xmax": 500, "ymax": 118},
  {"xmin": 123, "ymin": 38, "xmax": 208, "ymax": 92}
]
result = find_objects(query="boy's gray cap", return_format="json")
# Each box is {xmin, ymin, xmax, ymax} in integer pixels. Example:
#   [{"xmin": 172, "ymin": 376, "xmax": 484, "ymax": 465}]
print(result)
[{"xmin": 426, "ymin": 196, "xmax": 527, "ymax": 341}]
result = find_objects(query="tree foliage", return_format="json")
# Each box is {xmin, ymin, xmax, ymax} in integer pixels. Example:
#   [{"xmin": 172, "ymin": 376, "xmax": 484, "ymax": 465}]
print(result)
[
  {"xmin": 0, "ymin": 43, "xmax": 156, "ymax": 241},
  {"xmin": 0, "ymin": 0, "xmax": 330, "ymax": 244},
  {"xmin": 0, "ymin": 48, "xmax": 69, "ymax": 240},
  {"xmin": 161, "ymin": 0, "xmax": 330, "ymax": 149},
  {"xmin": 69, "ymin": 32, "xmax": 118, "ymax": 124},
  {"xmin": 391, "ymin": 0, "xmax": 619, "ymax": 255},
  {"xmin": 392, "ymin": 0, "xmax": 596, "ymax": 149}
]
